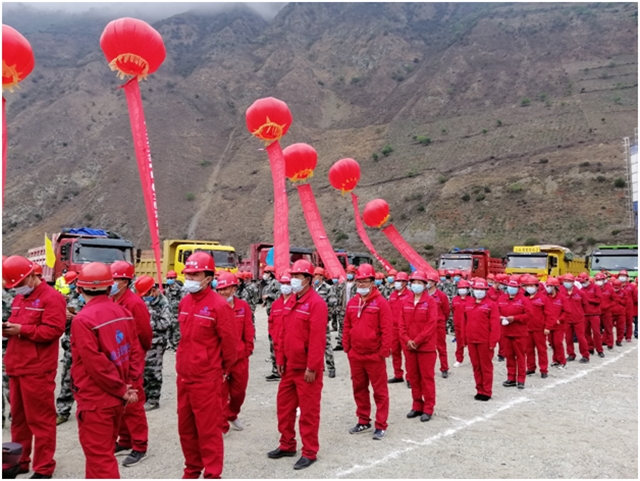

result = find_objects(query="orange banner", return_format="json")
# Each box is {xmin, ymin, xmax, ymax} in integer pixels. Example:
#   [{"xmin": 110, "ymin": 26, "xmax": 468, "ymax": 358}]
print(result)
[
  {"xmin": 351, "ymin": 193, "xmax": 393, "ymax": 272},
  {"xmin": 266, "ymin": 140, "xmax": 290, "ymax": 276},
  {"xmin": 382, "ymin": 224, "xmax": 437, "ymax": 275}
]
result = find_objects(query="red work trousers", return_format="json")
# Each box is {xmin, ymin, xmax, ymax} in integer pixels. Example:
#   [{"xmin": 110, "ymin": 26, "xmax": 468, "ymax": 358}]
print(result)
[
  {"xmin": 613, "ymin": 313, "xmax": 626, "ymax": 343},
  {"xmin": 276, "ymin": 368, "xmax": 323, "ymax": 460},
  {"xmin": 9, "ymin": 372, "xmax": 57, "ymax": 476},
  {"xmin": 526, "ymin": 331, "xmax": 549, "ymax": 374},
  {"xmin": 178, "ymin": 377, "xmax": 224, "ymax": 479},
  {"xmin": 436, "ymin": 324, "xmax": 449, "ymax": 372},
  {"xmin": 403, "ymin": 350, "xmax": 436, "ymax": 415},
  {"xmin": 467, "ymin": 343, "xmax": 494, "ymax": 397},
  {"xmin": 504, "ymin": 336, "xmax": 528, "ymax": 383},
  {"xmin": 601, "ymin": 311, "xmax": 614, "ymax": 348},
  {"xmin": 347, "ymin": 353, "xmax": 389, "ymax": 430},
  {"xmin": 624, "ymin": 311, "xmax": 634, "ymax": 341},
  {"xmin": 565, "ymin": 321, "xmax": 590, "ymax": 359},
  {"xmin": 454, "ymin": 325, "xmax": 465, "ymax": 363},
  {"xmin": 584, "ymin": 315, "xmax": 603, "ymax": 353},
  {"xmin": 77, "ymin": 406, "xmax": 124, "ymax": 479},
  {"xmin": 221, "ymin": 357, "xmax": 249, "ymax": 432},
  {"xmin": 550, "ymin": 329, "xmax": 567, "ymax": 365},
  {"xmin": 498, "ymin": 333, "xmax": 506, "ymax": 358},
  {"xmin": 390, "ymin": 326, "xmax": 405, "ymax": 379},
  {"xmin": 117, "ymin": 379, "xmax": 148, "ymax": 452}
]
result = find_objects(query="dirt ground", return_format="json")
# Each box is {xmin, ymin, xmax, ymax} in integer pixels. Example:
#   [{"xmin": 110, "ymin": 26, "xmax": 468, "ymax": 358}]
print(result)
[{"xmin": 5, "ymin": 306, "xmax": 638, "ymax": 479}]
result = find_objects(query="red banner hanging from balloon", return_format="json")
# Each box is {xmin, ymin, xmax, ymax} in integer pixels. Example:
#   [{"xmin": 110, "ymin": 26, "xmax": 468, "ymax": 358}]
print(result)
[
  {"xmin": 382, "ymin": 224, "xmax": 436, "ymax": 275},
  {"xmin": 297, "ymin": 183, "xmax": 346, "ymax": 281},
  {"xmin": 2, "ymin": 98, "xmax": 6, "ymax": 205},
  {"xmin": 121, "ymin": 78, "xmax": 163, "ymax": 291},
  {"xmin": 351, "ymin": 193, "xmax": 393, "ymax": 272},
  {"xmin": 266, "ymin": 141, "xmax": 291, "ymax": 276}
]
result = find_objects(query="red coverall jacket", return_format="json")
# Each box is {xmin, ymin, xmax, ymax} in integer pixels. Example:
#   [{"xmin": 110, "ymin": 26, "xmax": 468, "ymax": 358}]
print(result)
[
  {"xmin": 452, "ymin": 295, "xmax": 471, "ymax": 329},
  {"xmin": 388, "ymin": 288, "xmax": 411, "ymax": 327},
  {"xmin": 70, "ymin": 296, "xmax": 143, "ymax": 410},
  {"xmin": 497, "ymin": 292, "xmax": 532, "ymax": 337},
  {"xmin": 610, "ymin": 289, "xmax": 628, "ymax": 316},
  {"xmin": 4, "ymin": 281, "xmax": 66, "ymax": 376},
  {"xmin": 428, "ymin": 288, "xmax": 450, "ymax": 324},
  {"xmin": 487, "ymin": 286, "xmax": 501, "ymax": 302},
  {"xmin": 545, "ymin": 291, "xmax": 565, "ymax": 330},
  {"xmin": 599, "ymin": 283, "xmax": 614, "ymax": 311},
  {"xmin": 581, "ymin": 283, "xmax": 602, "ymax": 316},
  {"xmin": 560, "ymin": 288, "xmax": 587, "ymax": 324},
  {"xmin": 231, "ymin": 297, "xmax": 255, "ymax": 360},
  {"xmin": 527, "ymin": 290, "xmax": 554, "ymax": 332},
  {"xmin": 269, "ymin": 295, "xmax": 293, "ymax": 356},
  {"xmin": 115, "ymin": 288, "xmax": 153, "ymax": 353},
  {"xmin": 343, "ymin": 288, "xmax": 393, "ymax": 359},
  {"xmin": 176, "ymin": 287, "xmax": 238, "ymax": 382},
  {"xmin": 398, "ymin": 292, "xmax": 438, "ymax": 352},
  {"xmin": 461, "ymin": 298, "xmax": 501, "ymax": 349},
  {"xmin": 276, "ymin": 287, "xmax": 327, "ymax": 373},
  {"xmin": 623, "ymin": 283, "xmax": 637, "ymax": 318}
]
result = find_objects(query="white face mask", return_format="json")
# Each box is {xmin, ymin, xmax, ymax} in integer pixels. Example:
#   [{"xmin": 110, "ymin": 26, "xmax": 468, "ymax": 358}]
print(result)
[
  {"xmin": 619, "ymin": 276, "xmax": 627, "ymax": 282},
  {"xmin": 410, "ymin": 284, "xmax": 425, "ymax": 294},
  {"xmin": 473, "ymin": 289, "xmax": 486, "ymax": 299},
  {"xmin": 357, "ymin": 287, "xmax": 371, "ymax": 296},
  {"xmin": 394, "ymin": 281, "xmax": 403, "ymax": 290},
  {"xmin": 280, "ymin": 284, "xmax": 292, "ymax": 295},
  {"xmin": 426, "ymin": 281, "xmax": 435, "ymax": 290},
  {"xmin": 595, "ymin": 280, "xmax": 604, "ymax": 287},
  {"xmin": 14, "ymin": 285, "xmax": 34, "ymax": 296},
  {"xmin": 184, "ymin": 279, "xmax": 204, "ymax": 293},
  {"xmin": 563, "ymin": 282, "xmax": 574, "ymax": 290},
  {"xmin": 525, "ymin": 286, "xmax": 537, "ymax": 295},
  {"xmin": 458, "ymin": 288, "xmax": 468, "ymax": 296},
  {"xmin": 263, "ymin": 274, "xmax": 270, "ymax": 281},
  {"xmin": 290, "ymin": 278, "xmax": 304, "ymax": 293},
  {"xmin": 545, "ymin": 286, "xmax": 554, "ymax": 294}
]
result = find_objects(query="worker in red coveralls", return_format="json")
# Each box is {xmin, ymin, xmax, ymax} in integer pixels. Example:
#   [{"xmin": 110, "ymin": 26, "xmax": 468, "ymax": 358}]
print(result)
[
  {"xmin": 269, "ymin": 260, "xmax": 327, "ymax": 470},
  {"xmin": 109, "ymin": 261, "xmax": 152, "ymax": 468},
  {"xmin": 497, "ymin": 276, "xmax": 532, "ymax": 389},
  {"xmin": 594, "ymin": 273, "xmax": 614, "ymax": 350},
  {"xmin": 387, "ymin": 271, "xmax": 411, "ymax": 384},
  {"xmin": 495, "ymin": 273, "xmax": 509, "ymax": 362},
  {"xmin": 216, "ymin": 272, "xmax": 255, "ymax": 433},
  {"xmin": 424, "ymin": 271, "xmax": 450, "ymax": 379},
  {"xmin": 560, "ymin": 273, "xmax": 590, "ymax": 363},
  {"xmin": 461, "ymin": 278, "xmax": 500, "ymax": 401},
  {"xmin": 544, "ymin": 277, "xmax": 567, "ymax": 368},
  {"xmin": 610, "ymin": 279, "xmax": 628, "ymax": 347},
  {"xmin": 176, "ymin": 252, "xmax": 237, "ymax": 479},
  {"xmin": 521, "ymin": 275, "xmax": 551, "ymax": 378},
  {"xmin": 578, "ymin": 274, "xmax": 605, "ymax": 358},
  {"xmin": 451, "ymin": 279, "xmax": 472, "ymax": 367},
  {"xmin": 343, "ymin": 264, "xmax": 393, "ymax": 439},
  {"xmin": 2, "ymin": 256, "xmax": 66, "ymax": 479},
  {"xmin": 268, "ymin": 272, "xmax": 293, "ymax": 363},
  {"xmin": 70, "ymin": 262, "xmax": 142, "ymax": 479},
  {"xmin": 618, "ymin": 270, "xmax": 637, "ymax": 342},
  {"xmin": 398, "ymin": 270, "xmax": 438, "ymax": 422},
  {"xmin": 486, "ymin": 274, "xmax": 500, "ymax": 301}
]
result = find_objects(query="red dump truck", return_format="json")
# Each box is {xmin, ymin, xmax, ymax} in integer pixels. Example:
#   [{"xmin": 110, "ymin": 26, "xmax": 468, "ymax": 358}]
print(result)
[{"xmin": 438, "ymin": 247, "xmax": 505, "ymax": 279}]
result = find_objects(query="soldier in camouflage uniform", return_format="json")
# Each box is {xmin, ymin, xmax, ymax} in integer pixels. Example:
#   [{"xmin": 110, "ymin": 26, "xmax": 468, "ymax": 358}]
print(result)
[
  {"xmin": 138, "ymin": 281, "xmax": 172, "ymax": 411},
  {"xmin": 437, "ymin": 269, "xmax": 457, "ymax": 334},
  {"xmin": 380, "ymin": 270, "xmax": 397, "ymax": 299},
  {"xmin": 313, "ymin": 267, "xmax": 338, "ymax": 378},
  {"xmin": 334, "ymin": 265, "xmax": 358, "ymax": 351},
  {"xmin": 56, "ymin": 272, "xmax": 84, "ymax": 425},
  {"xmin": 2, "ymin": 283, "xmax": 13, "ymax": 428},
  {"xmin": 164, "ymin": 270, "xmax": 183, "ymax": 351},
  {"xmin": 329, "ymin": 275, "xmax": 341, "ymax": 331},
  {"xmin": 236, "ymin": 272, "xmax": 258, "ymax": 326},
  {"xmin": 261, "ymin": 267, "xmax": 281, "ymax": 381}
]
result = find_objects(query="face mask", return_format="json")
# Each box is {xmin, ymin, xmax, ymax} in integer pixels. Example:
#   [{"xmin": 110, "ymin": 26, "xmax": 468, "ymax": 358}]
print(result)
[
  {"xmin": 525, "ymin": 286, "xmax": 537, "ymax": 295},
  {"xmin": 474, "ymin": 289, "xmax": 486, "ymax": 299},
  {"xmin": 167, "ymin": 279, "xmax": 175, "ymax": 285},
  {"xmin": 290, "ymin": 278, "xmax": 304, "ymax": 293},
  {"xmin": 313, "ymin": 279, "xmax": 320, "ymax": 286},
  {"xmin": 143, "ymin": 296, "xmax": 154, "ymax": 302},
  {"xmin": 619, "ymin": 276, "xmax": 627, "ymax": 282},
  {"xmin": 458, "ymin": 288, "xmax": 468, "ymax": 296},
  {"xmin": 545, "ymin": 286, "xmax": 554, "ymax": 294},
  {"xmin": 387, "ymin": 276, "xmax": 394, "ymax": 284},
  {"xmin": 374, "ymin": 280, "xmax": 382, "ymax": 286},
  {"xmin": 499, "ymin": 284, "xmax": 507, "ymax": 291},
  {"xmin": 347, "ymin": 274, "xmax": 354, "ymax": 281},
  {"xmin": 410, "ymin": 284, "xmax": 425, "ymax": 294},
  {"xmin": 453, "ymin": 276, "xmax": 461, "ymax": 282},
  {"xmin": 110, "ymin": 283, "xmax": 120, "ymax": 296},
  {"xmin": 211, "ymin": 280, "xmax": 218, "ymax": 289},
  {"xmin": 595, "ymin": 280, "xmax": 604, "ymax": 287},
  {"xmin": 263, "ymin": 274, "xmax": 270, "ymax": 281},
  {"xmin": 68, "ymin": 284, "xmax": 76, "ymax": 290},
  {"xmin": 227, "ymin": 296, "xmax": 234, "ymax": 303},
  {"xmin": 394, "ymin": 281, "xmax": 403, "ymax": 290},
  {"xmin": 487, "ymin": 282, "xmax": 494, "ymax": 288},
  {"xmin": 581, "ymin": 283, "xmax": 589, "ymax": 289},
  {"xmin": 280, "ymin": 284, "xmax": 292, "ymax": 295},
  {"xmin": 14, "ymin": 285, "xmax": 34, "ymax": 296},
  {"xmin": 426, "ymin": 281, "xmax": 435, "ymax": 290},
  {"xmin": 563, "ymin": 282, "xmax": 574, "ymax": 290},
  {"xmin": 440, "ymin": 277, "xmax": 446, "ymax": 282},
  {"xmin": 332, "ymin": 278, "xmax": 338, "ymax": 284},
  {"xmin": 507, "ymin": 286, "xmax": 519, "ymax": 296},
  {"xmin": 184, "ymin": 279, "xmax": 204, "ymax": 293},
  {"xmin": 357, "ymin": 287, "xmax": 371, "ymax": 296}
]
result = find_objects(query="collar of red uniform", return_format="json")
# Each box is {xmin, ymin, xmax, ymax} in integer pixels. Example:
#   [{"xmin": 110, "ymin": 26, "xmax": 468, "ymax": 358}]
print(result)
[
  {"xmin": 358, "ymin": 286, "xmax": 382, "ymax": 303},
  {"xmin": 23, "ymin": 280, "xmax": 46, "ymax": 300},
  {"xmin": 86, "ymin": 294, "xmax": 113, "ymax": 307},
  {"xmin": 411, "ymin": 291, "xmax": 430, "ymax": 303},
  {"xmin": 115, "ymin": 286, "xmax": 134, "ymax": 304},
  {"xmin": 295, "ymin": 286, "xmax": 313, "ymax": 304},
  {"xmin": 191, "ymin": 285, "xmax": 213, "ymax": 302}
]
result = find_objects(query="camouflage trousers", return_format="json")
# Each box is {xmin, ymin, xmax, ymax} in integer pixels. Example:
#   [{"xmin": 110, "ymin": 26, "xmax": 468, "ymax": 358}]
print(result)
[
  {"xmin": 330, "ymin": 311, "xmax": 339, "ymax": 331},
  {"xmin": 56, "ymin": 335, "xmax": 74, "ymax": 418},
  {"xmin": 2, "ymin": 341, "xmax": 8, "ymax": 426},
  {"xmin": 336, "ymin": 311, "xmax": 345, "ymax": 347},
  {"xmin": 446, "ymin": 314, "xmax": 454, "ymax": 335},
  {"xmin": 144, "ymin": 337, "xmax": 167, "ymax": 405},
  {"xmin": 325, "ymin": 322, "xmax": 335, "ymax": 373},
  {"xmin": 167, "ymin": 317, "xmax": 180, "ymax": 351},
  {"xmin": 268, "ymin": 335, "xmax": 278, "ymax": 374}
]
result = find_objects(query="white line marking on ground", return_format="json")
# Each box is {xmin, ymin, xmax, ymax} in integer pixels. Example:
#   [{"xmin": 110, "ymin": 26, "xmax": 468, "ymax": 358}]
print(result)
[{"xmin": 334, "ymin": 345, "xmax": 637, "ymax": 478}]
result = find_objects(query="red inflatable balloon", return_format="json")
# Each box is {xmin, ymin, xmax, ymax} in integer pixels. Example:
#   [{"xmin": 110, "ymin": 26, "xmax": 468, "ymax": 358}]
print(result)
[
  {"xmin": 100, "ymin": 17, "xmax": 166, "ymax": 80},
  {"xmin": 363, "ymin": 198, "xmax": 390, "ymax": 228},
  {"xmin": 2, "ymin": 24, "xmax": 35, "ymax": 91},
  {"xmin": 329, "ymin": 158, "xmax": 361, "ymax": 194},
  {"xmin": 245, "ymin": 97, "xmax": 292, "ymax": 143},
  {"xmin": 283, "ymin": 143, "xmax": 317, "ymax": 182}
]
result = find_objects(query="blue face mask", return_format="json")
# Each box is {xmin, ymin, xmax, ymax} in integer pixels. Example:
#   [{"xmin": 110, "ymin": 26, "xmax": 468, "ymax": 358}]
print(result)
[
  {"xmin": 167, "ymin": 279, "xmax": 175, "ymax": 285},
  {"xmin": 143, "ymin": 296, "xmax": 154, "ymax": 303},
  {"xmin": 68, "ymin": 284, "xmax": 76, "ymax": 290},
  {"xmin": 347, "ymin": 274, "xmax": 354, "ymax": 281},
  {"xmin": 78, "ymin": 294, "xmax": 85, "ymax": 304},
  {"xmin": 211, "ymin": 280, "xmax": 218, "ymax": 289},
  {"xmin": 110, "ymin": 283, "xmax": 120, "ymax": 296},
  {"xmin": 374, "ymin": 280, "xmax": 382, "ymax": 286},
  {"xmin": 507, "ymin": 286, "xmax": 519, "ymax": 296},
  {"xmin": 387, "ymin": 276, "xmax": 394, "ymax": 284},
  {"xmin": 454, "ymin": 276, "xmax": 461, "ymax": 282},
  {"xmin": 314, "ymin": 279, "xmax": 320, "ymax": 286},
  {"xmin": 332, "ymin": 278, "xmax": 339, "ymax": 284},
  {"xmin": 440, "ymin": 277, "xmax": 446, "ymax": 282}
]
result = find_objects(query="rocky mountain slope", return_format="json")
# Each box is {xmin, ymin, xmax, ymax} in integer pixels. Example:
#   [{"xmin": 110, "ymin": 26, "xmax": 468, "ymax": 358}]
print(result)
[{"xmin": 3, "ymin": 2, "xmax": 638, "ymax": 266}]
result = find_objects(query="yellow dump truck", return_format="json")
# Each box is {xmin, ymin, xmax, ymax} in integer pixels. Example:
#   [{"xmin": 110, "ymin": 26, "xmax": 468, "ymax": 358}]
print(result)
[
  {"xmin": 505, "ymin": 245, "xmax": 587, "ymax": 280},
  {"xmin": 135, "ymin": 239, "xmax": 238, "ymax": 283}
]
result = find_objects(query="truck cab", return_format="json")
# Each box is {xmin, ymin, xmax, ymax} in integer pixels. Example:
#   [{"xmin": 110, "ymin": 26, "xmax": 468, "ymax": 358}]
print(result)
[
  {"xmin": 438, "ymin": 248, "xmax": 504, "ymax": 279},
  {"xmin": 587, "ymin": 245, "xmax": 638, "ymax": 279},
  {"xmin": 505, "ymin": 245, "xmax": 585, "ymax": 280}
]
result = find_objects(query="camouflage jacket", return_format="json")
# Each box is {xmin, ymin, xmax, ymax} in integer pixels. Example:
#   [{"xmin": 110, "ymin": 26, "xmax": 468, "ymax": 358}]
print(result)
[
  {"xmin": 64, "ymin": 290, "xmax": 85, "ymax": 336},
  {"xmin": 2, "ymin": 289, "xmax": 14, "ymax": 323},
  {"xmin": 262, "ymin": 277, "xmax": 281, "ymax": 313},
  {"xmin": 145, "ymin": 294, "xmax": 172, "ymax": 339},
  {"xmin": 380, "ymin": 283, "xmax": 394, "ymax": 299},
  {"xmin": 438, "ymin": 280, "xmax": 457, "ymax": 301},
  {"xmin": 336, "ymin": 281, "xmax": 358, "ymax": 315},
  {"xmin": 237, "ymin": 281, "xmax": 259, "ymax": 313},
  {"xmin": 314, "ymin": 281, "xmax": 338, "ymax": 310},
  {"xmin": 164, "ymin": 282, "xmax": 184, "ymax": 317}
]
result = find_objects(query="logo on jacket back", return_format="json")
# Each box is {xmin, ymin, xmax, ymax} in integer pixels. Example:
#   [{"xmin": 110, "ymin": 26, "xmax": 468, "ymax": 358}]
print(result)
[{"xmin": 115, "ymin": 329, "xmax": 124, "ymax": 344}]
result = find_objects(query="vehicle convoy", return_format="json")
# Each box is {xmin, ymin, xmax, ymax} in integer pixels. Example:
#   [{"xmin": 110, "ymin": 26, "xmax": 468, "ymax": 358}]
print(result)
[
  {"xmin": 505, "ymin": 245, "xmax": 587, "ymax": 280},
  {"xmin": 438, "ymin": 248, "xmax": 505, "ymax": 279},
  {"xmin": 586, "ymin": 245, "xmax": 638, "ymax": 279},
  {"xmin": 27, "ymin": 227, "xmax": 135, "ymax": 283},
  {"xmin": 135, "ymin": 239, "xmax": 238, "ymax": 283}
]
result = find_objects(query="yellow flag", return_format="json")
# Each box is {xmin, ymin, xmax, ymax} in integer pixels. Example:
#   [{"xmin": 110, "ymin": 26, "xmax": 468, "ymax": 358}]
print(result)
[{"xmin": 45, "ymin": 234, "xmax": 56, "ymax": 268}]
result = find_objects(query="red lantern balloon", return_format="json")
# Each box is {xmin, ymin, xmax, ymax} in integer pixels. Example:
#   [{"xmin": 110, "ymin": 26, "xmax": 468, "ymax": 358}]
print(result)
[
  {"xmin": 2, "ymin": 25, "xmax": 35, "ymax": 92},
  {"xmin": 363, "ymin": 199, "xmax": 390, "ymax": 229},
  {"xmin": 100, "ymin": 18, "xmax": 166, "ymax": 80},
  {"xmin": 329, "ymin": 158, "xmax": 361, "ymax": 194},
  {"xmin": 245, "ymin": 97, "xmax": 292, "ymax": 143},
  {"xmin": 283, "ymin": 143, "xmax": 317, "ymax": 182}
]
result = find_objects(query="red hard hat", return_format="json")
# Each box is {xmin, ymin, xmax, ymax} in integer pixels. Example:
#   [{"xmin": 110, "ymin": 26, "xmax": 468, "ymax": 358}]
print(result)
[
  {"xmin": 507, "ymin": 277, "xmax": 520, "ymax": 287},
  {"xmin": 453, "ymin": 269, "xmax": 462, "ymax": 276},
  {"xmin": 279, "ymin": 272, "xmax": 291, "ymax": 283},
  {"xmin": 473, "ymin": 278, "xmax": 489, "ymax": 289},
  {"xmin": 64, "ymin": 271, "xmax": 79, "ymax": 284},
  {"xmin": 612, "ymin": 278, "xmax": 622, "ymax": 288},
  {"xmin": 426, "ymin": 271, "xmax": 440, "ymax": 283},
  {"xmin": 510, "ymin": 274, "xmax": 521, "ymax": 284},
  {"xmin": 77, "ymin": 262, "xmax": 114, "ymax": 290},
  {"xmin": 291, "ymin": 259, "xmax": 314, "ymax": 276},
  {"xmin": 183, "ymin": 252, "xmax": 215, "ymax": 273},
  {"xmin": 594, "ymin": 272, "xmax": 606, "ymax": 281},
  {"xmin": 496, "ymin": 273, "xmax": 508, "ymax": 284},
  {"xmin": 487, "ymin": 273, "xmax": 495, "ymax": 281},
  {"xmin": 33, "ymin": 264, "xmax": 43, "ymax": 277},
  {"xmin": 110, "ymin": 261, "xmax": 135, "ymax": 279},
  {"xmin": 577, "ymin": 272, "xmax": 588, "ymax": 281},
  {"xmin": 619, "ymin": 269, "xmax": 628, "ymax": 276},
  {"xmin": 438, "ymin": 269, "xmax": 446, "ymax": 276},
  {"xmin": 395, "ymin": 272, "xmax": 409, "ymax": 282},
  {"xmin": 375, "ymin": 272, "xmax": 385, "ymax": 280},
  {"xmin": 355, "ymin": 263, "xmax": 376, "ymax": 280},
  {"xmin": 409, "ymin": 270, "xmax": 428, "ymax": 282},
  {"xmin": 314, "ymin": 267, "xmax": 326, "ymax": 277},
  {"xmin": 217, "ymin": 272, "xmax": 239, "ymax": 289},
  {"xmin": 457, "ymin": 279, "xmax": 471, "ymax": 288},
  {"xmin": 388, "ymin": 269, "xmax": 398, "ymax": 276},
  {"xmin": 546, "ymin": 276, "xmax": 560, "ymax": 287},
  {"xmin": 563, "ymin": 273, "xmax": 575, "ymax": 282},
  {"xmin": 346, "ymin": 264, "xmax": 357, "ymax": 273},
  {"xmin": 264, "ymin": 266, "xmax": 275, "ymax": 273},
  {"xmin": 134, "ymin": 275, "xmax": 155, "ymax": 297},
  {"xmin": 167, "ymin": 270, "xmax": 177, "ymax": 279},
  {"xmin": 2, "ymin": 256, "xmax": 36, "ymax": 289},
  {"xmin": 521, "ymin": 274, "xmax": 539, "ymax": 285}
]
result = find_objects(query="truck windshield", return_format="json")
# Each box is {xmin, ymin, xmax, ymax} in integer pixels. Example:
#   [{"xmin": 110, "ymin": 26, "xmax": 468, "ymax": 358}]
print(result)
[
  {"xmin": 196, "ymin": 250, "xmax": 237, "ymax": 268},
  {"xmin": 73, "ymin": 245, "xmax": 133, "ymax": 264},
  {"xmin": 439, "ymin": 257, "xmax": 472, "ymax": 270},
  {"xmin": 506, "ymin": 255, "xmax": 547, "ymax": 269},
  {"xmin": 592, "ymin": 255, "xmax": 638, "ymax": 271},
  {"xmin": 350, "ymin": 255, "xmax": 374, "ymax": 267}
]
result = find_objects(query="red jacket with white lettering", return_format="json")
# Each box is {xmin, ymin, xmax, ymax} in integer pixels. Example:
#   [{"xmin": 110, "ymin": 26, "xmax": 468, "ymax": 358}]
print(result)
[
  {"xmin": 428, "ymin": 288, "xmax": 451, "ymax": 325},
  {"xmin": 581, "ymin": 283, "xmax": 602, "ymax": 316},
  {"xmin": 70, "ymin": 295, "xmax": 142, "ymax": 410},
  {"xmin": 231, "ymin": 297, "xmax": 255, "ymax": 360},
  {"xmin": 388, "ymin": 287, "xmax": 411, "ymax": 328},
  {"xmin": 398, "ymin": 291, "xmax": 438, "ymax": 352},
  {"xmin": 4, "ymin": 281, "xmax": 66, "ymax": 376},
  {"xmin": 560, "ymin": 288, "xmax": 587, "ymax": 324},
  {"xmin": 497, "ymin": 291, "xmax": 532, "ymax": 337},
  {"xmin": 115, "ymin": 288, "xmax": 153, "ymax": 354},
  {"xmin": 452, "ymin": 295, "xmax": 472, "ymax": 331},
  {"xmin": 276, "ymin": 287, "xmax": 327, "ymax": 372},
  {"xmin": 343, "ymin": 287, "xmax": 393, "ymax": 359},
  {"xmin": 176, "ymin": 286, "xmax": 238, "ymax": 383},
  {"xmin": 526, "ymin": 290, "xmax": 553, "ymax": 332},
  {"xmin": 462, "ymin": 297, "xmax": 501, "ymax": 349}
]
